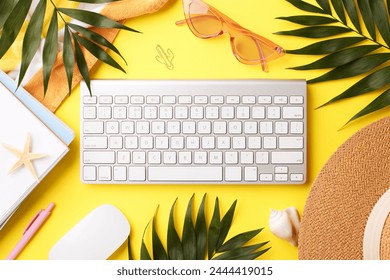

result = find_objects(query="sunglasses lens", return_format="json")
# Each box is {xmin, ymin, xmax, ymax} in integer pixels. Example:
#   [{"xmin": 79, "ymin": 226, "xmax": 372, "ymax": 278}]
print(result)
[
  {"xmin": 234, "ymin": 34, "xmax": 280, "ymax": 62},
  {"xmin": 188, "ymin": 2, "xmax": 222, "ymax": 37}
]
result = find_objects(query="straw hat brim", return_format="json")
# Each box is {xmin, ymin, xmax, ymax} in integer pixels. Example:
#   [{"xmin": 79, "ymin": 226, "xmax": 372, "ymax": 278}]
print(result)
[{"xmin": 298, "ymin": 116, "xmax": 390, "ymax": 259}]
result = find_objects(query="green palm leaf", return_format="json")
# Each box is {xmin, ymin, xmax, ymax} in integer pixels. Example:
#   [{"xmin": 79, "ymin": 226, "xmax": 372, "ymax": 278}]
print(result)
[
  {"xmin": 216, "ymin": 200, "xmax": 237, "ymax": 250},
  {"xmin": 207, "ymin": 197, "xmax": 221, "ymax": 258},
  {"xmin": 182, "ymin": 195, "xmax": 197, "ymax": 259},
  {"xmin": 275, "ymin": 26, "xmax": 351, "ymax": 38},
  {"xmin": 194, "ymin": 194, "xmax": 207, "ymax": 260},
  {"xmin": 342, "ymin": 0, "xmax": 361, "ymax": 32},
  {"xmin": 0, "ymin": 0, "xmax": 18, "ymax": 29},
  {"xmin": 0, "ymin": 0, "xmax": 33, "ymax": 60},
  {"xmin": 316, "ymin": 0, "xmax": 331, "ymax": 14},
  {"xmin": 330, "ymin": 0, "xmax": 346, "ymax": 23},
  {"xmin": 67, "ymin": 23, "xmax": 127, "ymax": 64},
  {"xmin": 62, "ymin": 27, "xmax": 75, "ymax": 95},
  {"xmin": 277, "ymin": 15, "xmax": 338, "ymax": 26},
  {"xmin": 152, "ymin": 208, "xmax": 168, "ymax": 260},
  {"xmin": 370, "ymin": 0, "xmax": 390, "ymax": 47},
  {"xmin": 0, "ymin": 0, "xmax": 139, "ymax": 96},
  {"xmin": 277, "ymin": 0, "xmax": 390, "ymax": 126},
  {"xmin": 285, "ymin": 0, "xmax": 326, "ymax": 14},
  {"xmin": 72, "ymin": 33, "xmax": 125, "ymax": 73},
  {"xmin": 287, "ymin": 37, "xmax": 365, "ymax": 54},
  {"xmin": 289, "ymin": 45, "xmax": 379, "ymax": 70},
  {"xmin": 58, "ymin": 8, "xmax": 140, "ymax": 33},
  {"xmin": 42, "ymin": 11, "xmax": 58, "ymax": 94},
  {"xmin": 136, "ymin": 194, "xmax": 270, "ymax": 260},
  {"xmin": 308, "ymin": 53, "xmax": 390, "ymax": 84},
  {"xmin": 72, "ymin": 34, "xmax": 91, "ymax": 95},
  {"xmin": 18, "ymin": 0, "xmax": 46, "ymax": 87},
  {"xmin": 357, "ymin": 0, "xmax": 376, "ymax": 40},
  {"xmin": 217, "ymin": 228, "xmax": 263, "ymax": 253},
  {"xmin": 140, "ymin": 220, "xmax": 152, "ymax": 260},
  {"xmin": 320, "ymin": 66, "xmax": 390, "ymax": 107},
  {"xmin": 346, "ymin": 88, "xmax": 390, "ymax": 125},
  {"xmin": 167, "ymin": 199, "xmax": 183, "ymax": 260}
]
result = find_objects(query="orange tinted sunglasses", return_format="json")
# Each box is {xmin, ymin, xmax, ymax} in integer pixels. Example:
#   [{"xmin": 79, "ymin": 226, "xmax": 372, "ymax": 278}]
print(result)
[{"xmin": 176, "ymin": 0, "xmax": 285, "ymax": 72}]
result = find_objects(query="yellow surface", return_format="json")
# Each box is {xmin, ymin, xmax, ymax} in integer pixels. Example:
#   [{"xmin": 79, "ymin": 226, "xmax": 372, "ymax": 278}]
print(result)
[{"xmin": 0, "ymin": 0, "xmax": 389, "ymax": 260}]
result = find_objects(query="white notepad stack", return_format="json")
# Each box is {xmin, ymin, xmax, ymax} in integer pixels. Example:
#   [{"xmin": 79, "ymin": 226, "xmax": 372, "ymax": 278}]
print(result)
[{"xmin": 0, "ymin": 71, "xmax": 74, "ymax": 229}]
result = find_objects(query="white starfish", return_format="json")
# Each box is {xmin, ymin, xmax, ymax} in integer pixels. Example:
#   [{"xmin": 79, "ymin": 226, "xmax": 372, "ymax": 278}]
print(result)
[{"xmin": 3, "ymin": 134, "xmax": 47, "ymax": 181}]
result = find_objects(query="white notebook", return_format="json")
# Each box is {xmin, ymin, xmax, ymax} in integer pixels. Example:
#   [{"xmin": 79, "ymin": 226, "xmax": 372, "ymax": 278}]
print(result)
[{"xmin": 0, "ymin": 79, "xmax": 73, "ymax": 228}]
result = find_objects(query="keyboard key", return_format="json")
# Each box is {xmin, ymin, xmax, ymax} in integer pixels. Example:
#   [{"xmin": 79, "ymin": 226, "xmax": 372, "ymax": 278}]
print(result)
[
  {"xmin": 206, "ymin": 107, "xmax": 219, "ymax": 119},
  {"xmin": 221, "ymin": 107, "xmax": 234, "ymax": 119},
  {"xmin": 114, "ymin": 166, "xmax": 127, "ymax": 181},
  {"xmin": 113, "ymin": 107, "xmax": 127, "ymax": 119},
  {"xmin": 267, "ymin": 106, "xmax": 281, "ymax": 119},
  {"xmin": 98, "ymin": 107, "xmax": 112, "ymax": 119},
  {"xmin": 115, "ymin": 96, "xmax": 129, "ymax": 104},
  {"xmin": 146, "ymin": 96, "xmax": 160, "ymax": 104},
  {"xmin": 260, "ymin": 121, "xmax": 273, "ymax": 134},
  {"xmin": 236, "ymin": 106, "xmax": 250, "ymax": 119},
  {"xmin": 274, "ymin": 96, "xmax": 288, "ymax": 104},
  {"xmin": 148, "ymin": 152, "xmax": 161, "ymax": 164},
  {"xmin": 106, "ymin": 121, "xmax": 119, "ymax": 134},
  {"xmin": 275, "ymin": 174, "xmax": 288, "ymax": 181},
  {"xmin": 243, "ymin": 96, "xmax": 256, "ymax": 104},
  {"xmin": 190, "ymin": 107, "xmax": 204, "ymax": 119},
  {"xmin": 84, "ymin": 96, "xmax": 97, "ymax": 104},
  {"xmin": 130, "ymin": 96, "xmax": 144, "ymax": 104},
  {"xmin": 226, "ymin": 96, "xmax": 239, "ymax": 104},
  {"xmin": 271, "ymin": 152, "xmax": 303, "ymax": 164},
  {"xmin": 128, "ymin": 107, "xmax": 142, "ymax": 119},
  {"xmin": 83, "ymin": 136, "xmax": 107, "ymax": 149},
  {"xmin": 210, "ymin": 96, "xmax": 223, "ymax": 104},
  {"xmin": 225, "ymin": 166, "xmax": 241, "ymax": 181},
  {"xmin": 84, "ymin": 121, "xmax": 103, "ymax": 134},
  {"xmin": 258, "ymin": 96, "xmax": 271, "ymax": 104},
  {"xmin": 244, "ymin": 167, "xmax": 258, "ymax": 181},
  {"xmin": 260, "ymin": 173, "xmax": 273, "ymax": 182},
  {"xmin": 275, "ymin": 122, "xmax": 288, "ymax": 134},
  {"xmin": 133, "ymin": 151, "xmax": 146, "ymax": 164},
  {"xmin": 162, "ymin": 95, "xmax": 176, "ymax": 104},
  {"xmin": 118, "ymin": 151, "xmax": 131, "ymax": 164},
  {"xmin": 83, "ymin": 166, "xmax": 96, "ymax": 181},
  {"xmin": 98, "ymin": 166, "xmax": 112, "ymax": 181},
  {"xmin": 290, "ymin": 96, "xmax": 304, "ymax": 104},
  {"xmin": 291, "ymin": 173, "xmax": 304, "ymax": 182},
  {"xmin": 195, "ymin": 96, "xmax": 208, "ymax": 104},
  {"xmin": 179, "ymin": 95, "xmax": 192, "ymax": 104},
  {"xmin": 99, "ymin": 96, "xmax": 113, "ymax": 104},
  {"xmin": 84, "ymin": 151, "xmax": 115, "ymax": 164},
  {"xmin": 283, "ymin": 106, "xmax": 304, "ymax": 119},
  {"xmin": 84, "ymin": 107, "xmax": 96, "ymax": 119},
  {"xmin": 291, "ymin": 121, "xmax": 304, "ymax": 134},
  {"xmin": 279, "ymin": 137, "xmax": 304, "ymax": 149},
  {"xmin": 148, "ymin": 166, "xmax": 223, "ymax": 181},
  {"xmin": 109, "ymin": 136, "xmax": 123, "ymax": 149},
  {"xmin": 275, "ymin": 166, "xmax": 288, "ymax": 173},
  {"xmin": 252, "ymin": 107, "xmax": 265, "ymax": 119},
  {"xmin": 129, "ymin": 167, "xmax": 146, "ymax": 181}
]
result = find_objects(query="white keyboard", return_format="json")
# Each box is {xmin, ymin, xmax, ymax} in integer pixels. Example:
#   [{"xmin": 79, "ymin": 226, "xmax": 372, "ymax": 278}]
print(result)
[{"xmin": 80, "ymin": 80, "xmax": 307, "ymax": 184}]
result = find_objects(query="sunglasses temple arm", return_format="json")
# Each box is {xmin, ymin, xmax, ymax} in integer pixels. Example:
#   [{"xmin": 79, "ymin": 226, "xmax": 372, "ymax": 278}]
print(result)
[
  {"xmin": 175, "ymin": 19, "xmax": 186, "ymax": 26},
  {"xmin": 256, "ymin": 42, "xmax": 269, "ymax": 72}
]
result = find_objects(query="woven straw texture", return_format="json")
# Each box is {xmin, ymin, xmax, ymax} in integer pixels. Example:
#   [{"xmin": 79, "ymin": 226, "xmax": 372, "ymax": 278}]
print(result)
[{"xmin": 298, "ymin": 117, "xmax": 390, "ymax": 259}]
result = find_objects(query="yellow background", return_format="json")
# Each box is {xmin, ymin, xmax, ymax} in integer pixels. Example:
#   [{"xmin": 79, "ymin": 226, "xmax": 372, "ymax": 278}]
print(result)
[{"xmin": 0, "ymin": 0, "xmax": 389, "ymax": 260}]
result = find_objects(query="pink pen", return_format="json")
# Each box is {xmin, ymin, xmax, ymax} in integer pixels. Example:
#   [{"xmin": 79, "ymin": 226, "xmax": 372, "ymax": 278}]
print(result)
[{"xmin": 6, "ymin": 202, "xmax": 55, "ymax": 260}]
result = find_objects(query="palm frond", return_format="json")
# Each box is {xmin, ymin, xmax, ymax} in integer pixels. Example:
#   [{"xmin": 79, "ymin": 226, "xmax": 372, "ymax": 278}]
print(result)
[
  {"xmin": 277, "ymin": 0, "xmax": 390, "ymax": 126},
  {"xmin": 0, "ymin": 0, "xmax": 139, "ymax": 95},
  {"xmin": 138, "ymin": 194, "xmax": 270, "ymax": 260}
]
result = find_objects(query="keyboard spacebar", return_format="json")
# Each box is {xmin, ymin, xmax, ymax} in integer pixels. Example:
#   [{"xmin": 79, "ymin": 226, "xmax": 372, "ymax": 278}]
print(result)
[{"xmin": 148, "ymin": 167, "xmax": 223, "ymax": 181}]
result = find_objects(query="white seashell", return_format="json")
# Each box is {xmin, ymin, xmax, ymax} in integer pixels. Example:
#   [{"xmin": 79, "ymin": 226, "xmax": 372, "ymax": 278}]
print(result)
[{"xmin": 269, "ymin": 207, "xmax": 301, "ymax": 246}]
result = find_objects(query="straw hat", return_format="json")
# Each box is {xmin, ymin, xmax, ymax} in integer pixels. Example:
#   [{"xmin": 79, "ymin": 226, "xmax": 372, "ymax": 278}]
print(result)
[{"xmin": 298, "ymin": 116, "xmax": 390, "ymax": 259}]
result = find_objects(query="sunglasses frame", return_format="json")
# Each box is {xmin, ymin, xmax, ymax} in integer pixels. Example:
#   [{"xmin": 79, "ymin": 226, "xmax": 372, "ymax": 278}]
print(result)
[{"xmin": 176, "ymin": 0, "xmax": 285, "ymax": 72}]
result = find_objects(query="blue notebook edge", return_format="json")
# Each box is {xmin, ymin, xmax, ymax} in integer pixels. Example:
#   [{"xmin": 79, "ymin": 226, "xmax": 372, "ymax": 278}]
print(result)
[{"xmin": 0, "ymin": 70, "xmax": 75, "ymax": 145}]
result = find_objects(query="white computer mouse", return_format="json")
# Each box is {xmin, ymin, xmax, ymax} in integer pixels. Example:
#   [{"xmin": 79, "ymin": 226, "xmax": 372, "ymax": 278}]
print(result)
[{"xmin": 49, "ymin": 204, "xmax": 130, "ymax": 260}]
